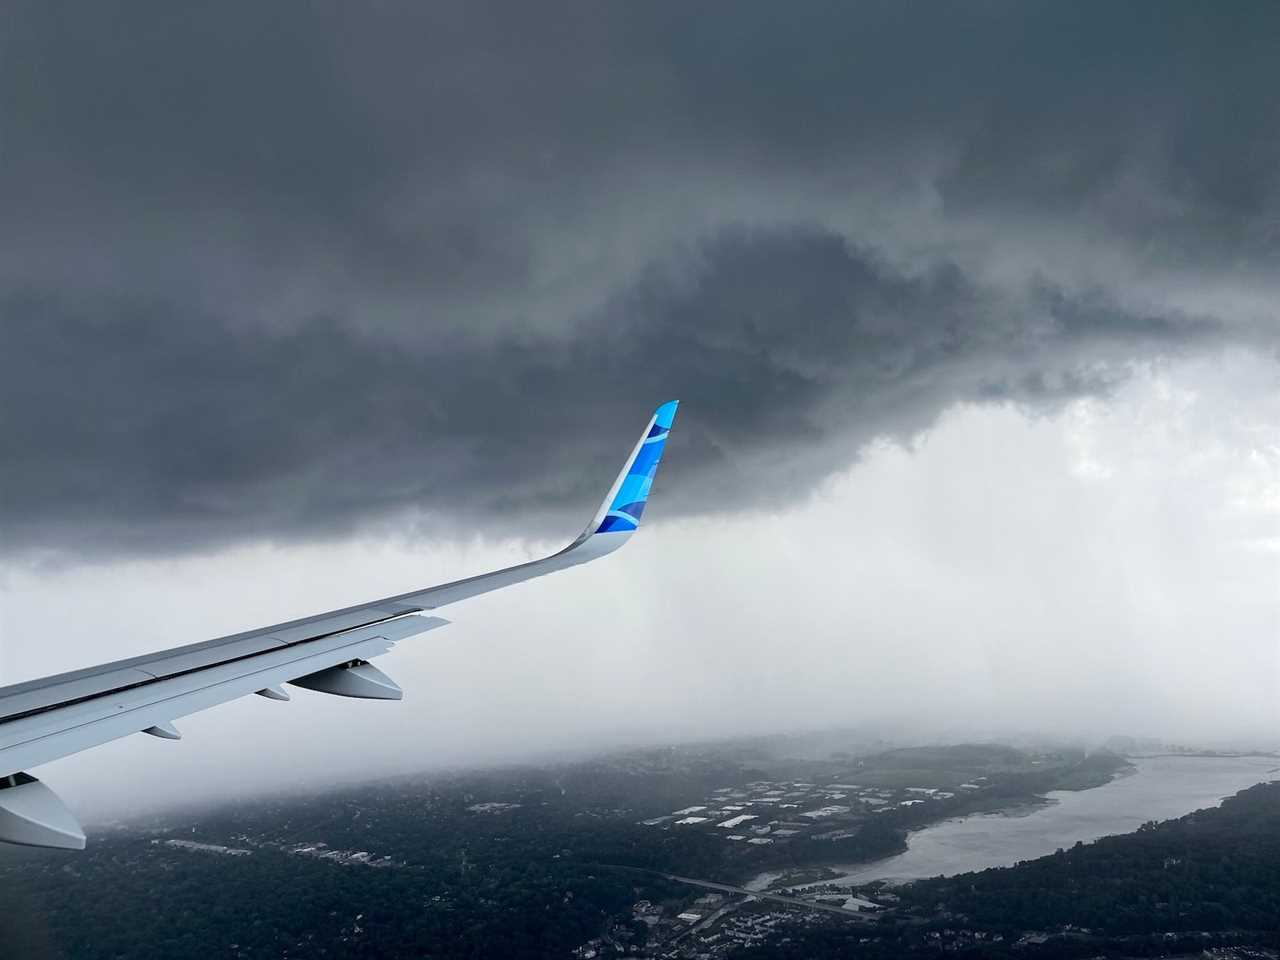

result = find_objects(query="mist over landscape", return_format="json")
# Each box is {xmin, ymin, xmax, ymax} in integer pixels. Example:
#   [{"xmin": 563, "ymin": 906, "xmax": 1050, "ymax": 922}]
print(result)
[
  {"xmin": 1, "ymin": 5, "xmax": 1278, "ymax": 958},
  {"xmin": 2, "ymin": 346, "xmax": 1275, "ymax": 822}
]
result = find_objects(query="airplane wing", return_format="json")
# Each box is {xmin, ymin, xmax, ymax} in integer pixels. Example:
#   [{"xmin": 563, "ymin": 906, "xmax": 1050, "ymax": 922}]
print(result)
[{"xmin": 0, "ymin": 401, "xmax": 679, "ymax": 849}]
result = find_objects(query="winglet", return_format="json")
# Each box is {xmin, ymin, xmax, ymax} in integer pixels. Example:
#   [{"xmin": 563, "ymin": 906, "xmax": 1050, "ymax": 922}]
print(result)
[{"xmin": 580, "ymin": 400, "xmax": 679, "ymax": 548}]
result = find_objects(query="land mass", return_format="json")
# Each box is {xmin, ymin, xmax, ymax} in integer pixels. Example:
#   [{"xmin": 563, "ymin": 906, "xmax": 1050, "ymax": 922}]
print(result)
[
  {"xmin": 0, "ymin": 738, "xmax": 1164, "ymax": 960},
  {"xmin": 731, "ymin": 780, "xmax": 1280, "ymax": 960}
]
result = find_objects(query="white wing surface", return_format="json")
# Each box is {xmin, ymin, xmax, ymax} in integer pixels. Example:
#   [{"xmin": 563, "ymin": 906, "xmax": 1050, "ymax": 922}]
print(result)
[{"xmin": 0, "ymin": 401, "xmax": 679, "ymax": 849}]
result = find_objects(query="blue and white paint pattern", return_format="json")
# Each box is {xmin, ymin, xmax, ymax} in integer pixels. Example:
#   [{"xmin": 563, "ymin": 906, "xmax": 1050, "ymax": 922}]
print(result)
[{"xmin": 594, "ymin": 400, "xmax": 678, "ymax": 534}]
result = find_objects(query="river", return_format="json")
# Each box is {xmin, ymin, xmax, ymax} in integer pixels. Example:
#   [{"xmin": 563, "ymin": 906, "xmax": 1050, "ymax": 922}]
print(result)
[{"xmin": 747, "ymin": 754, "xmax": 1279, "ymax": 892}]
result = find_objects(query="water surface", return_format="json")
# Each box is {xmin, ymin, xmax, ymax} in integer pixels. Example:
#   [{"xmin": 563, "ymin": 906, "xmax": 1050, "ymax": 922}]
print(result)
[{"xmin": 748, "ymin": 755, "xmax": 1277, "ymax": 891}]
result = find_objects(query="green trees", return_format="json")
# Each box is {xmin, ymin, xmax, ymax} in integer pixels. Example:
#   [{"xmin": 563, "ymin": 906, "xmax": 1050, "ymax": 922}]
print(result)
[
  {"xmin": 900, "ymin": 781, "xmax": 1280, "ymax": 935},
  {"xmin": 734, "ymin": 782, "xmax": 1280, "ymax": 960}
]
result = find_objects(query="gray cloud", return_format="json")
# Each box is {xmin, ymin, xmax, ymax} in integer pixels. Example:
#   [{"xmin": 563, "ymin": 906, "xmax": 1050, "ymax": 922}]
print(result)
[
  {"xmin": 0, "ymin": 229, "xmax": 1219, "ymax": 556},
  {"xmin": 1, "ymin": 2, "xmax": 1276, "ymax": 558}
]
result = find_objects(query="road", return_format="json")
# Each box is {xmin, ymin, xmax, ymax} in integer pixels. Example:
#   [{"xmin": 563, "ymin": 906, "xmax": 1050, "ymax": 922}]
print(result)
[{"xmin": 658, "ymin": 872, "xmax": 875, "ymax": 920}]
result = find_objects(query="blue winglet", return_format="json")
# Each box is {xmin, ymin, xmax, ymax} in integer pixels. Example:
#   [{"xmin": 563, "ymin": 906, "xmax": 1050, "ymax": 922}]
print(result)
[{"xmin": 590, "ymin": 401, "xmax": 679, "ymax": 536}]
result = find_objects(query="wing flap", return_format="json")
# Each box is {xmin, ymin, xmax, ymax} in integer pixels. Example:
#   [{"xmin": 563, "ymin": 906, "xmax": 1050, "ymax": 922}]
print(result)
[
  {"xmin": 136, "ymin": 635, "xmax": 290, "ymax": 678},
  {"xmin": 0, "ymin": 610, "xmax": 421, "ymax": 726},
  {"xmin": 0, "ymin": 615, "xmax": 447, "ymax": 776}
]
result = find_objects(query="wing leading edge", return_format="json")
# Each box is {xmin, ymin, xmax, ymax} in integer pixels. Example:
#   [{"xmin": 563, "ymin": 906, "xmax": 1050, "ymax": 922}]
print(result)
[{"xmin": 0, "ymin": 401, "xmax": 679, "ymax": 849}]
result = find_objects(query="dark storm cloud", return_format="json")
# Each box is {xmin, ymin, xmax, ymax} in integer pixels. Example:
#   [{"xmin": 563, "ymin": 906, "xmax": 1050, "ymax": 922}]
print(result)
[
  {"xmin": 0, "ymin": 1, "xmax": 1274, "ymax": 556},
  {"xmin": 0, "ymin": 228, "xmax": 1217, "ymax": 555}
]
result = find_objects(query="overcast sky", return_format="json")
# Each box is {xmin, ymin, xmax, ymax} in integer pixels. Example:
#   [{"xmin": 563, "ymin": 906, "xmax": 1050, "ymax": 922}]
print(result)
[{"xmin": 1, "ymin": 2, "xmax": 1277, "ymax": 819}]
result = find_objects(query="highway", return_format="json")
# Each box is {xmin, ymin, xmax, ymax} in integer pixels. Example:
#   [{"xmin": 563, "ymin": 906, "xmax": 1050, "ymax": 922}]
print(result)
[{"xmin": 658, "ymin": 872, "xmax": 875, "ymax": 920}]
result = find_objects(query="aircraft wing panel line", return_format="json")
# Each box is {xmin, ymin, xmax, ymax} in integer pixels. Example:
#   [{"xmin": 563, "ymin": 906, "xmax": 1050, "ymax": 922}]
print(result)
[
  {"xmin": 0, "ymin": 609, "xmax": 424, "ymax": 725},
  {"xmin": 0, "ymin": 616, "xmax": 449, "ymax": 776}
]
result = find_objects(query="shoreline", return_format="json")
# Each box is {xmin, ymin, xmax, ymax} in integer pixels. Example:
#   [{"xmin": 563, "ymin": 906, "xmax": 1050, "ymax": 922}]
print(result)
[
  {"xmin": 748, "ymin": 795, "xmax": 1056, "ymax": 892},
  {"xmin": 746, "ymin": 754, "xmax": 1271, "ymax": 894}
]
